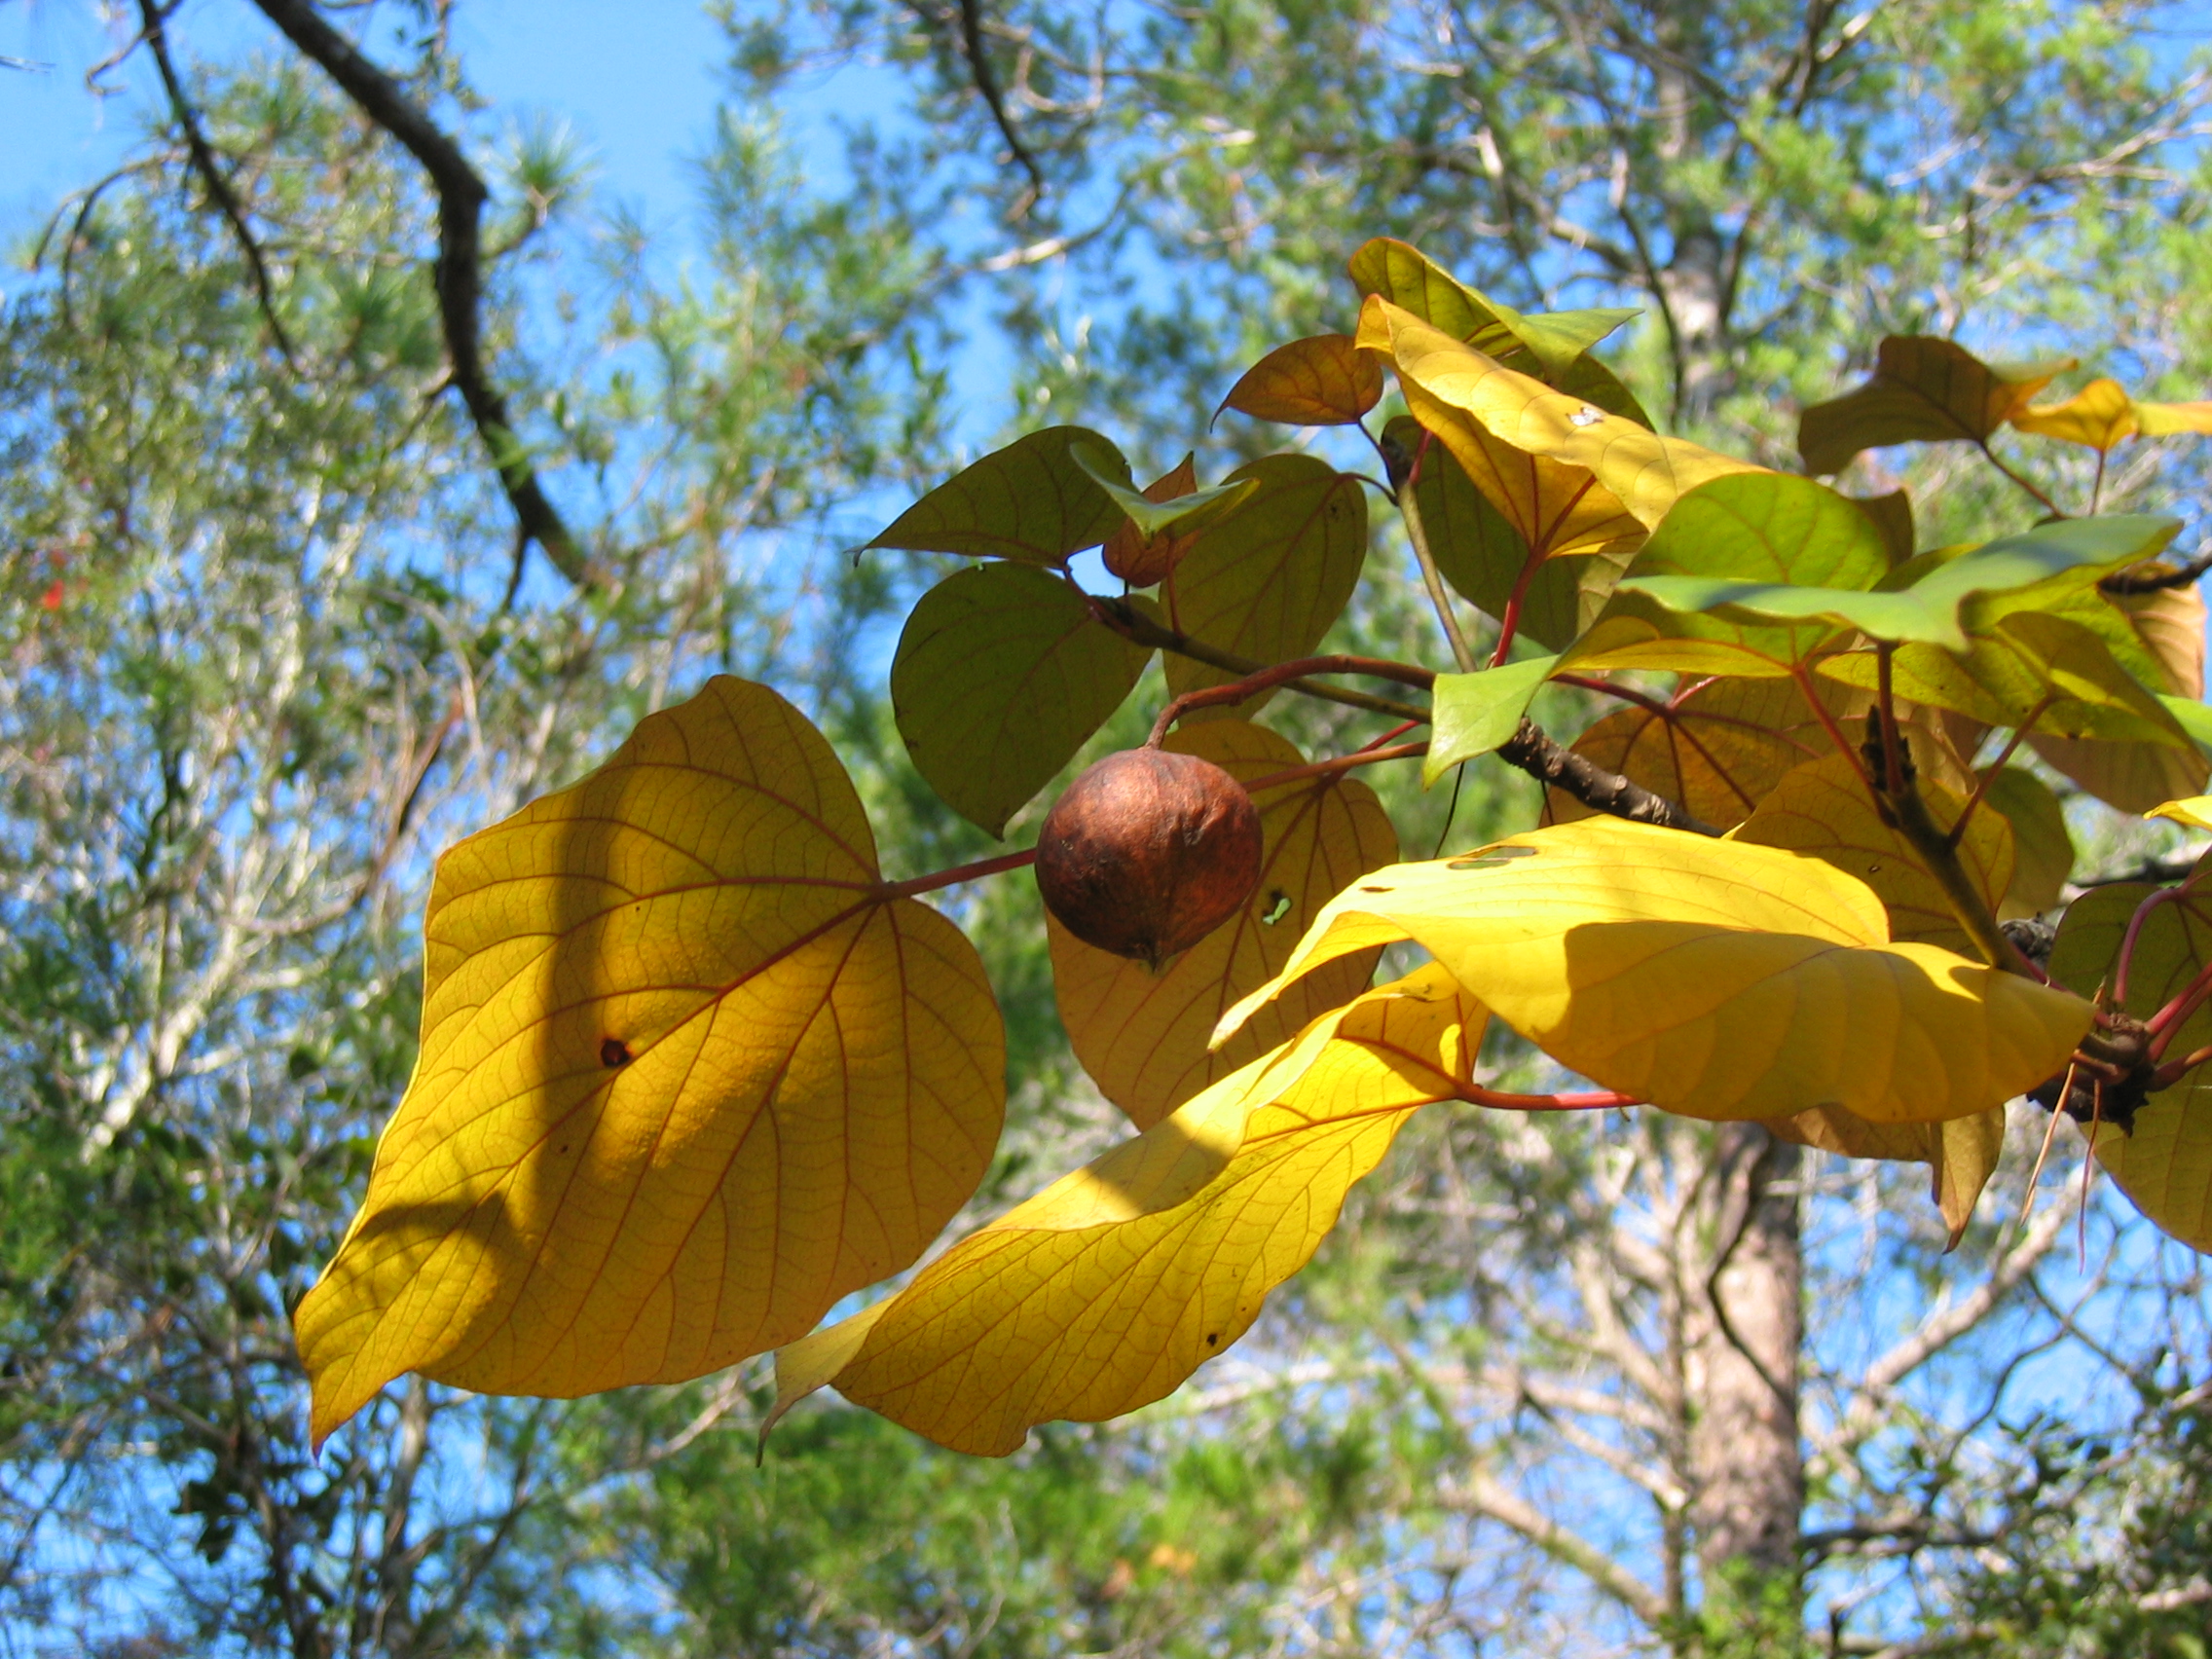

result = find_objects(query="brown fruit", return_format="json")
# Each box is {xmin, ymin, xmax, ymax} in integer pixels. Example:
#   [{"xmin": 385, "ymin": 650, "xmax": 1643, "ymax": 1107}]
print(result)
[{"xmin": 1035, "ymin": 747, "xmax": 1264, "ymax": 966}]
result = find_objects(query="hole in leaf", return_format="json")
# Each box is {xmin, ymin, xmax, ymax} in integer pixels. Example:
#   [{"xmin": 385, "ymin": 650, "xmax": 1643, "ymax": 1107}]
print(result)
[
  {"xmin": 1451, "ymin": 845, "xmax": 1541, "ymax": 870},
  {"xmin": 1204, "ymin": 1333, "xmax": 1218, "ymax": 1347},
  {"xmin": 1261, "ymin": 890, "xmax": 1292, "ymax": 925}
]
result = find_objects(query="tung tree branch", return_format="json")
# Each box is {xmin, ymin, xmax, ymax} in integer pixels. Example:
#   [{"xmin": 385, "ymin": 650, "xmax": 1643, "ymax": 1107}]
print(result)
[{"xmin": 247, "ymin": 0, "xmax": 593, "ymax": 587}]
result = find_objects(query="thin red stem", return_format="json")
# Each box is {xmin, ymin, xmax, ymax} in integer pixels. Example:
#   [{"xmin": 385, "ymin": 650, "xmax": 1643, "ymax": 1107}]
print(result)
[
  {"xmin": 1459, "ymin": 1084, "xmax": 1641, "ymax": 1113},
  {"xmin": 2148, "ymin": 949, "xmax": 2212, "ymax": 1049},
  {"xmin": 1946, "ymin": 701, "xmax": 2048, "ymax": 850},
  {"xmin": 1241, "ymin": 741, "xmax": 1428, "ymax": 795},
  {"xmin": 1791, "ymin": 662, "xmax": 1875, "ymax": 796},
  {"xmin": 2119, "ymin": 881, "xmax": 2198, "ymax": 1009},
  {"xmin": 1359, "ymin": 719, "xmax": 1426, "ymax": 751},
  {"xmin": 1148, "ymin": 654, "xmax": 1438, "ymax": 746},
  {"xmin": 1552, "ymin": 672, "xmax": 1670, "ymax": 714},
  {"xmin": 1489, "ymin": 547, "xmax": 1548, "ymax": 668},
  {"xmin": 877, "ymin": 847, "xmax": 1037, "ymax": 902},
  {"xmin": 2153, "ymin": 1043, "xmax": 2212, "ymax": 1090}
]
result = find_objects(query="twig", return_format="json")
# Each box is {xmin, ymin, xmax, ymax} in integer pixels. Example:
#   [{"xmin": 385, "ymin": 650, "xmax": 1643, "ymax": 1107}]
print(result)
[
  {"xmin": 2102, "ymin": 548, "xmax": 2212, "ymax": 595},
  {"xmin": 1496, "ymin": 719, "xmax": 1723, "ymax": 835},
  {"xmin": 951, "ymin": 0, "xmax": 1045, "ymax": 217},
  {"xmin": 1147, "ymin": 653, "xmax": 1438, "ymax": 745},
  {"xmin": 140, "ymin": 0, "xmax": 297, "ymax": 367},
  {"xmin": 247, "ymin": 0, "xmax": 594, "ymax": 587},
  {"xmin": 1092, "ymin": 597, "xmax": 1431, "ymax": 723},
  {"xmin": 1391, "ymin": 430, "xmax": 1482, "ymax": 673}
]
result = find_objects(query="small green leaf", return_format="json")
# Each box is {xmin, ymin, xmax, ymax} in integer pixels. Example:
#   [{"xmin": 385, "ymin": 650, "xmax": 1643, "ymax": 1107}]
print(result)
[
  {"xmin": 892, "ymin": 564, "xmax": 1154, "ymax": 836},
  {"xmin": 868, "ymin": 426, "xmax": 1129, "ymax": 566},
  {"xmin": 1069, "ymin": 440, "xmax": 1260, "ymax": 541},
  {"xmin": 1423, "ymin": 656, "xmax": 1560, "ymax": 785}
]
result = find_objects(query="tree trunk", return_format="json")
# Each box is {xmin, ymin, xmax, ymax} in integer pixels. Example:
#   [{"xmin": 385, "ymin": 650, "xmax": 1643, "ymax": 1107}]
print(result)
[{"xmin": 1685, "ymin": 1123, "xmax": 1804, "ymax": 1652}]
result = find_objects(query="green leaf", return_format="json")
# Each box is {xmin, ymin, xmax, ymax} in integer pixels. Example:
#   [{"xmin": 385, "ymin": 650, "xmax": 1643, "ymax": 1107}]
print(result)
[
  {"xmin": 1423, "ymin": 656, "xmax": 1560, "ymax": 785},
  {"xmin": 2161, "ymin": 695, "xmax": 2212, "ymax": 754},
  {"xmin": 891, "ymin": 564, "xmax": 1155, "ymax": 837},
  {"xmin": 868, "ymin": 426, "xmax": 1129, "ymax": 566},
  {"xmin": 1621, "ymin": 512, "xmax": 2178, "ymax": 652},
  {"xmin": 1069, "ymin": 440, "xmax": 1259, "ymax": 541},
  {"xmin": 1980, "ymin": 766, "xmax": 2074, "ymax": 917},
  {"xmin": 1798, "ymin": 336, "xmax": 2074, "ymax": 475},
  {"xmin": 1161, "ymin": 456, "xmax": 1368, "ymax": 719}
]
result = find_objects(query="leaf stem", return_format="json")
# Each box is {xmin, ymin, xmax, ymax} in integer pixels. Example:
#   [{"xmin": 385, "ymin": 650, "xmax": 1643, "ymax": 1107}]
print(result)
[
  {"xmin": 1093, "ymin": 597, "xmax": 1429, "ymax": 724},
  {"xmin": 1147, "ymin": 654, "xmax": 1438, "ymax": 747},
  {"xmin": 878, "ymin": 848, "xmax": 1037, "ymax": 902},
  {"xmin": 1458, "ymin": 1084, "xmax": 1641, "ymax": 1112},
  {"xmin": 1790, "ymin": 662, "xmax": 1877, "ymax": 798},
  {"xmin": 1945, "ymin": 701, "xmax": 2049, "ymax": 850},
  {"xmin": 1240, "ymin": 741, "xmax": 1430, "ymax": 795},
  {"xmin": 1875, "ymin": 643, "xmax": 1904, "ymax": 795},
  {"xmin": 2119, "ymin": 879, "xmax": 2200, "ymax": 1009},
  {"xmin": 2152, "ymin": 1042, "xmax": 2212, "ymax": 1090},
  {"xmin": 1875, "ymin": 762, "xmax": 2038, "ymax": 977},
  {"xmin": 1394, "ymin": 430, "xmax": 1483, "ymax": 674},
  {"xmin": 1974, "ymin": 437, "xmax": 2066, "ymax": 519}
]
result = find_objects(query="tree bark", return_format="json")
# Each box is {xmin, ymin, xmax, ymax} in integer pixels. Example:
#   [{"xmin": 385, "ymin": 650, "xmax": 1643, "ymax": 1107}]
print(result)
[{"xmin": 1684, "ymin": 1123, "xmax": 1805, "ymax": 1649}]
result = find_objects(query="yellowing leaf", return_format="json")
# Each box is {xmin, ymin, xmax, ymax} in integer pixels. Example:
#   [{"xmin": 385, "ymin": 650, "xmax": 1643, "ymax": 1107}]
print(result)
[
  {"xmin": 1798, "ymin": 336, "xmax": 2073, "ymax": 475},
  {"xmin": 1051, "ymin": 720, "xmax": 1398, "ymax": 1129},
  {"xmin": 2150, "ymin": 796, "xmax": 2212, "ymax": 831},
  {"xmin": 2011, "ymin": 378, "xmax": 2139, "ymax": 451},
  {"xmin": 1358, "ymin": 295, "xmax": 1759, "ymax": 530},
  {"xmin": 1346, "ymin": 238, "xmax": 1651, "ymax": 423},
  {"xmin": 1161, "ymin": 456, "xmax": 1368, "ymax": 719},
  {"xmin": 1982, "ymin": 767, "xmax": 2074, "ymax": 917},
  {"xmin": 1547, "ymin": 676, "xmax": 1842, "ymax": 832},
  {"xmin": 869, "ymin": 426, "xmax": 1127, "ymax": 566},
  {"xmin": 1768, "ymin": 1103, "xmax": 2005, "ymax": 1247},
  {"xmin": 2134, "ymin": 400, "xmax": 2212, "ymax": 437},
  {"xmin": 2030, "ymin": 727, "xmax": 2212, "ymax": 817},
  {"xmin": 892, "ymin": 563, "xmax": 1154, "ymax": 837},
  {"xmin": 293, "ymin": 678, "xmax": 1007, "ymax": 1445},
  {"xmin": 2115, "ymin": 579, "xmax": 2207, "ymax": 699},
  {"xmin": 1386, "ymin": 415, "xmax": 1631, "ymax": 650},
  {"xmin": 1218, "ymin": 816, "xmax": 2090, "ymax": 1124},
  {"xmin": 1397, "ymin": 382, "xmax": 1644, "ymax": 562},
  {"xmin": 1217, "ymin": 333, "xmax": 1384, "ymax": 426},
  {"xmin": 1731, "ymin": 752, "xmax": 2014, "ymax": 956},
  {"xmin": 774, "ymin": 966, "xmax": 1485, "ymax": 1456}
]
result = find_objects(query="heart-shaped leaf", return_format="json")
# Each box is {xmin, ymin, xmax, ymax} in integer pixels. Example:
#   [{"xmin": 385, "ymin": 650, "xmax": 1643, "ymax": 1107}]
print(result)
[
  {"xmin": 1050, "ymin": 720, "xmax": 1398, "ymax": 1129},
  {"xmin": 1216, "ymin": 333, "xmax": 1384, "ymax": 426},
  {"xmin": 1424, "ymin": 655, "xmax": 1561, "ymax": 784},
  {"xmin": 1732, "ymin": 752, "xmax": 2014, "ymax": 955},
  {"xmin": 868, "ymin": 426, "xmax": 1129, "ymax": 566},
  {"xmin": 1798, "ymin": 336, "xmax": 2074, "ymax": 475},
  {"xmin": 771, "ymin": 966, "xmax": 1484, "ymax": 1455},
  {"xmin": 892, "ymin": 563, "xmax": 1155, "ymax": 837},
  {"xmin": 1161, "ymin": 456, "xmax": 1368, "ymax": 719},
  {"xmin": 1218, "ymin": 817, "xmax": 2091, "ymax": 1124},
  {"xmin": 293, "ymin": 678, "xmax": 1007, "ymax": 1444}
]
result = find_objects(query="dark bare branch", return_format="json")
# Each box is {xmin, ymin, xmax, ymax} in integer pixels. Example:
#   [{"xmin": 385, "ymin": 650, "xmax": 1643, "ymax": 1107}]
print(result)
[
  {"xmin": 246, "ymin": 0, "xmax": 594, "ymax": 586},
  {"xmin": 139, "ymin": 0, "xmax": 298, "ymax": 367},
  {"xmin": 950, "ymin": 0, "xmax": 1046, "ymax": 217},
  {"xmin": 1498, "ymin": 719, "xmax": 1724, "ymax": 834},
  {"xmin": 2101, "ymin": 548, "xmax": 2212, "ymax": 595}
]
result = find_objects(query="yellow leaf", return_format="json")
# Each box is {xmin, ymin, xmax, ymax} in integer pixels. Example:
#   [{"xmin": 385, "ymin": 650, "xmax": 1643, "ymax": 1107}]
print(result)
[
  {"xmin": 1218, "ymin": 817, "xmax": 2090, "ymax": 1124},
  {"xmin": 1161, "ymin": 456, "xmax": 1368, "ymax": 719},
  {"xmin": 1398, "ymin": 381, "xmax": 1644, "ymax": 561},
  {"xmin": 2010, "ymin": 377, "xmax": 2139, "ymax": 452},
  {"xmin": 1548, "ymin": 677, "xmax": 1844, "ymax": 833},
  {"xmin": 1357, "ymin": 295, "xmax": 1760, "ymax": 530},
  {"xmin": 1768, "ymin": 1104, "xmax": 2005, "ymax": 1247},
  {"xmin": 1215, "ymin": 333, "xmax": 1384, "ymax": 427},
  {"xmin": 1051, "ymin": 720, "xmax": 1398, "ymax": 1128},
  {"xmin": 2116, "ymin": 579, "xmax": 2207, "ymax": 699},
  {"xmin": 293, "ymin": 678, "xmax": 1007, "ymax": 1445},
  {"xmin": 2133, "ymin": 400, "xmax": 2212, "ymax": 438},
  {"xmin": 1731, "ymin": 752, "xmax": 2014, "ymax": 955},
  {"xmin": 773, "ymin": 966, "xmax": 1484, "ymax": 1456},
  {"xmin": 1798, "ymin": 337, "xmax": 2072, "ymax": 475},
  {"xmin": 2149, "ymin": 796, "xmax": 2212, "ymax": 832}
]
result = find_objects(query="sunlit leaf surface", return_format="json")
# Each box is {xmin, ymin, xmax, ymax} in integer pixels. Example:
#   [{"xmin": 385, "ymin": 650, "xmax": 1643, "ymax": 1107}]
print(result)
[
  {"xmin": 1798, "ymin": 336, "xmax": 2071, "ymax": 475},
  {"xmin": 295, "ymin": 678, "xmax": 1007, "ymax": 1444},
  {"xmin": 774, "ymin": 967, "xmax": 1484, "ymax": 1455},
  {"xmin": 867, "ymin": 425, "xmax": 1128, "ymax": 565},
  {"xmin": 1220, "ymin": 817, "xmax": 2089, "ymax": 1124},
  {"xmin": 1217, "ymin": 333, "xmax": 1384, "ymax": 426}
]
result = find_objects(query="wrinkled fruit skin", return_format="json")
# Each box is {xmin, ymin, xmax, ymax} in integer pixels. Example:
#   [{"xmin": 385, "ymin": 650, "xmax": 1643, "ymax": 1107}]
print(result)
[{"xmin": 1036, "ymin": 748, "xmax": 1264, "ymax": 966}]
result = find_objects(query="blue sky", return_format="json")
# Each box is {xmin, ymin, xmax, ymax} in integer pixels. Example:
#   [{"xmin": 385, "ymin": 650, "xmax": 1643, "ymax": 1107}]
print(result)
[{"xmin": 2, "ymin": 0, "xmax": 735, "ymax": 252}]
